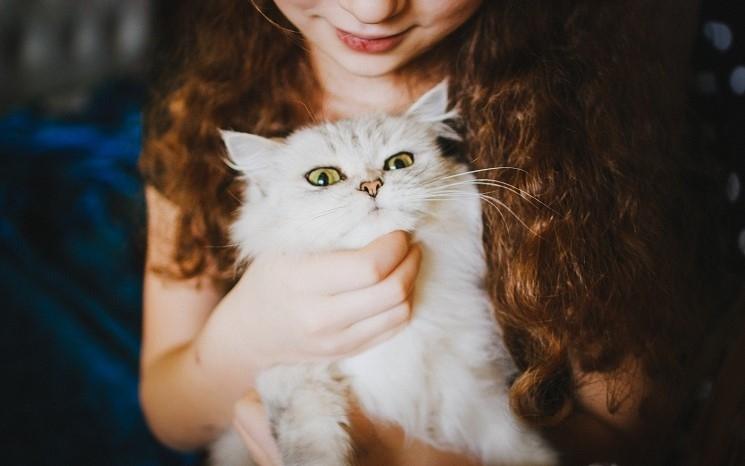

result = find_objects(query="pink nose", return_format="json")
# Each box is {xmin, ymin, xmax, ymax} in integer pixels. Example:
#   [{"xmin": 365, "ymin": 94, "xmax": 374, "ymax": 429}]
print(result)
[{"xmin": 359, "ymin": 178, "xmax": 383, "ymax": 198}]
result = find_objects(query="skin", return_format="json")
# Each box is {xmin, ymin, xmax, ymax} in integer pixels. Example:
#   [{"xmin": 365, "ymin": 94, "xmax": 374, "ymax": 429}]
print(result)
[
  {"xmin": 141, "ymin": 0, "xmax": 648, "ymax": 464},
  {"xmin": 272, "ymin": 0, "xmax": 483, "ymax": 118}
]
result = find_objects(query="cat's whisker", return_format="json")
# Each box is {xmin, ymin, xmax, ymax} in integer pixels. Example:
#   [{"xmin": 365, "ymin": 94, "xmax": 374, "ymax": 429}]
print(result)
[
  {"xmin": 436, "ymin": 179, "xmax": 556, "ymax": 213},
  {"xmin": 420, "ymin": 168, "xmax": 556, "ymax": 214},
  {"xmin": 411, "ymin": 191, "xmax": 539, "ymax": 236},
  {"xmin": 419, "ymin": 168, "xmax": 521, "ymax": 189},
  {"xmin": 206, "ymin": 242, "xmax": 241, "ymax": 249},
  {"xmin": 415, "ymin": 187, "xmax": 508, "ymax": 200},
  {"xmin": 409, "ymin": 191, "xmax": 482, "ymax": 200},
  {"xmin": 475, "ymin": 195, "xmax": 510, "ymax": 228},
  {"xmin": 411, "ymin": 193, "xmax": 511, "ymax": 227},
  {"xmin": 307, "ymin": 204, "xmax": 350, "ymax": 222},
  {"xmin": 434, "ymin": 167, "xmax": 528, "ymax": 182},
  {"xmin": 475, "ymin": 194, "xmax": 535, "ymax": 235},
  {"xmin": 444, "ymin": 178, "xmax": 558, "ymax": 214},
  {"xmin": 478, "ymin": 193, "xmax": 539, "ymax": 235}
]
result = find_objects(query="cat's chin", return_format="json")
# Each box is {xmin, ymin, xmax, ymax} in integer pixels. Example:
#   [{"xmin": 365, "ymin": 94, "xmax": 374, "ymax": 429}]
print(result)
[{"xmin": 333, "ymin": 208, "xmax": 419, "ymax": 250}]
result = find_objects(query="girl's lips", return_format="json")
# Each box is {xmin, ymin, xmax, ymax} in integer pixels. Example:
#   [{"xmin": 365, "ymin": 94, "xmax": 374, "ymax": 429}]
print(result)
[{"xmin": 335, "ymin": 28, "xmax": 409, "ymax": 53}]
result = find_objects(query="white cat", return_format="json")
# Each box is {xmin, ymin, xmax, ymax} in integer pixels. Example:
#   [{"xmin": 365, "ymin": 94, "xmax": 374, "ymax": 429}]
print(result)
[{"xmin": 213, "ymin": 82, "xmax": 557, "ymax": 466}]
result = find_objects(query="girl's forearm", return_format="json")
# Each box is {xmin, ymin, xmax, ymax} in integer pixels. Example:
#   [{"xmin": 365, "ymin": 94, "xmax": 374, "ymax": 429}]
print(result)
[
  {"xmin": 140, "ymin": 342, "xmax": 229, "ymax": 450},
  {"xmin": 139, "ymin": 297, "xmax": 260, "ymax": 451}
]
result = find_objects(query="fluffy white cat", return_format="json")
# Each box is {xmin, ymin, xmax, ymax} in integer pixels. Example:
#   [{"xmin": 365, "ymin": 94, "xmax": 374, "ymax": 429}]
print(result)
[{"xmin": 213, "ymin": 82, "xmax": 557, "ymax": 466}]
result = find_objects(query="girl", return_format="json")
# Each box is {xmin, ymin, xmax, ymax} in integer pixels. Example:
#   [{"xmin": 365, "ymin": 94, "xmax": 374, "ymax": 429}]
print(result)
[{"xmin": 138, "ymin": 1, "xmax": 716, "ymax": 464}]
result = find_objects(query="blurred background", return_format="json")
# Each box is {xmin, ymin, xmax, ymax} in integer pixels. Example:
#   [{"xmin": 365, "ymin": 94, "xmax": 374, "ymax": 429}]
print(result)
[
  {"xmin": 0, "ymin": 0, "xmax": 743, "ymax": 465},
  {"xmin": 0, "ymin": 1, "xmax": 196, "ymax": 465}
]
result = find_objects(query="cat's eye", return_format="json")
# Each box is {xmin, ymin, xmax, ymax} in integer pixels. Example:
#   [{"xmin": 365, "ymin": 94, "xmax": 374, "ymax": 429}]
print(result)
[
  {"xmin": 306, "ymin": 167, "xmax": 344, "ymax": 187},
  {"xmin": 384, "ymin": 152, "xmax": 414, "ymax": 171}
]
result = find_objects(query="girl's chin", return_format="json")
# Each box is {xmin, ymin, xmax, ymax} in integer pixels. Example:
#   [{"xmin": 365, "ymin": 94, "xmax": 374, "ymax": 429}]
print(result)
[{"xmin": 328, "ymin": 52, "xmax": 410, "ymax": 78}]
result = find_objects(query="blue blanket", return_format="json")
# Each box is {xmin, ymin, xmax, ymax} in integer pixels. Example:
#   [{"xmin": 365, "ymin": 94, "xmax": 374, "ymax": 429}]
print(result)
[{"xmin": 0, "ymin": 81, "xmax": 198, "ymax": 466}]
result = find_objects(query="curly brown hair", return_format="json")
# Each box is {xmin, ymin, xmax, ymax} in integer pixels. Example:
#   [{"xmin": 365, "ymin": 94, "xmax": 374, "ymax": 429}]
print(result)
[{"xmin": 140, "ymin": 0, "xmax": 719, "ymax": 428}]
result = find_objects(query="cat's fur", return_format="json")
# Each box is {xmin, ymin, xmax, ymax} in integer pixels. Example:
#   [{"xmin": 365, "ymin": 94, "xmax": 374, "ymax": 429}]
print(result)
[{"xmin": 213, "ymin": 83, "xmax": 556, "ymax": 466}]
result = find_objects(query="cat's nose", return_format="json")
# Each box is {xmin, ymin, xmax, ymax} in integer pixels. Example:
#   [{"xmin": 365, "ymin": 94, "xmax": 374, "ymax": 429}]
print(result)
[{"xmin": 358, "ymin": 178, "xmax": 384, "ymax": 198}]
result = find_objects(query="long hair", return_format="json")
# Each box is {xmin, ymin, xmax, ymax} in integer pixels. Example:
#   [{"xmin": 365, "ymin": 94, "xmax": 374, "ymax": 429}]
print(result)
[{"xmin": 140, "ymin": 0, "xmax": 715, "ymax": 426}]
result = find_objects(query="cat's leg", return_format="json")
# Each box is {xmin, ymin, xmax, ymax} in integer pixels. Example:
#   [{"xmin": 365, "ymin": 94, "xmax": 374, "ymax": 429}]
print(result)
[
  {"xmin": 432, "ymin": 362, "xmax": 557, "ymax": 466},
  {"xmin": 472, "ymin": 391, "xmax": 557, "ymax": 466},
  {"xmin": 257, "ymin": 363, "xmax": 352, "ymax": 466},
  {"xmin": 459, "ymin": 378, "xmax": 557, "ymax": 465}
]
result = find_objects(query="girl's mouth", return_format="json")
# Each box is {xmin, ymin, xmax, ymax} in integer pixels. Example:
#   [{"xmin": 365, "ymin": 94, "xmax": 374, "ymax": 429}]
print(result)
[{"xmin": 335, "ymin": 28, "xmax": 409, "ymax": 53}]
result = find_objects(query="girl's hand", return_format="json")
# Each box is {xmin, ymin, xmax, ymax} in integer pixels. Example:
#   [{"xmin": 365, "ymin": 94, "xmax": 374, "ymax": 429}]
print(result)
[
  {"xmin": 225, "ymin": 231, "xmax": 420, "ymax": 465},
  {"xmin": 235, "ymin": 230, "xmax": 421, "ymax": 367},
  {"xmin": 234, "ymin": 388, "xmax": 486, "ymax": 466},
  {"xmin": 234, "ymin": 391, "xmax": 283, "ymax": 466},
  {"xmin": 198, "ymin": 230, "xmax": 421, "ymax": 377}
]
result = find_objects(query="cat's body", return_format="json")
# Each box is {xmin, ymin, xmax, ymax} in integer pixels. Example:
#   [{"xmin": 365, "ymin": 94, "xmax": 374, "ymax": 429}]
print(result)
[{"xmin": 213, "ymin": 83, "xmax": 556, "ymax": 466}]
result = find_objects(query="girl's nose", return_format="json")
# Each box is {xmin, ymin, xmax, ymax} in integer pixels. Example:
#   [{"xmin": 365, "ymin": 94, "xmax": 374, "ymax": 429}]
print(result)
[{"xmin": 338, "ymin": 0, "xmax": 406, "ymax": 24}]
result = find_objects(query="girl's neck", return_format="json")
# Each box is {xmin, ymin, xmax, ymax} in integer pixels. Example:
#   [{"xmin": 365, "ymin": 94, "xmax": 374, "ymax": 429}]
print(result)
[{"xmin": 310, "ymin": 49, "xmax": 444, "ymax": 121}]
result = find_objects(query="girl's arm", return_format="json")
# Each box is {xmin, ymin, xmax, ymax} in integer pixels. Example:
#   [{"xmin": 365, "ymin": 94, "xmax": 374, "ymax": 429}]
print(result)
[
  {"xmin": 545, "ymin": 359, "xmax": 677, "ymax": 465},
  {"xmin": 139, "ymin": 186, "xmax": 421, "ymax": 452},
  {"xmin": 139, "ymin": 186, "xmax": 256, "ymax": 450}
]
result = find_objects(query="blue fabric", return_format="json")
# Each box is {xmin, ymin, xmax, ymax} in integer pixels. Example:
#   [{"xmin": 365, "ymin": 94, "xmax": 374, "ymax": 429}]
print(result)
[{"xmin": 0, "ymin": 82, "xmax": 198, "ymax": 466}]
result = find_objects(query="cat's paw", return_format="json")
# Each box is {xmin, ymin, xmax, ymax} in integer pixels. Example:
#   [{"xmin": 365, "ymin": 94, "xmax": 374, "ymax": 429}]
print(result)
[{"xmin": 275, "ymin": 413, "xmax": 352, "ymax": 466}]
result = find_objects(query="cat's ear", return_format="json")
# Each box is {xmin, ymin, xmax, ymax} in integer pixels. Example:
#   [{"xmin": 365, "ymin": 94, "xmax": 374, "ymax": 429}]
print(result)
[
  {"xmin": 405, "ymin": 80, "xmax": 461, "ymax": 141},
  {"xmin": 220, "ymin": 129, "xmax": 280, "ymax": 175},
  {"xmin": 405, "ymin": 80, "xmax": 457, "ymax": 123}
]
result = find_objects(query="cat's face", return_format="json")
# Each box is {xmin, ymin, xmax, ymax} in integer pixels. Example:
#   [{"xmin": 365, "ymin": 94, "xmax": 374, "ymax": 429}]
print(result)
[{"xmin": 223, "ymin": 82, "xmax": 471, "ymax": 255}]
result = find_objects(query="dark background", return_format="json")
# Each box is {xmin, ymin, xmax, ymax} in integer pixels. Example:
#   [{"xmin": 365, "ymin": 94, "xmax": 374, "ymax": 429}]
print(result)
[{"xmin": 0, "ymin": 1, "xmax": 743, "ymax": 465}]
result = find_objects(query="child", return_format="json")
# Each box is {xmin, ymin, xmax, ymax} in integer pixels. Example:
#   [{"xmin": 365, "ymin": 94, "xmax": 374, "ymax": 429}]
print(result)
[{"xmin": 139, "ymin": 1, "xmax": 712, "ymax": 464}]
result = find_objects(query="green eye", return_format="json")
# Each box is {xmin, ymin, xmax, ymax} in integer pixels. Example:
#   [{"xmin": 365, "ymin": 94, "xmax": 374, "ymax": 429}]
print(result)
[
  {"xmin": 306, "ymin": 167, "xmax": 343, "ymax": 187},
  {"xmin": 384, "ymin": 152, "xmax": 414, "ymax": 171}
]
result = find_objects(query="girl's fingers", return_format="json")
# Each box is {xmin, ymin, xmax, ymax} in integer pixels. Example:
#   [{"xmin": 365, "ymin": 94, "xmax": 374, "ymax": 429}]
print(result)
[
  {"xmin": 234, "ymin": 422, "xmax": 278, "ymax": 466},
  {"xmin": 328, "ymin": 244, "xmax": 422, "ymax": 329},
  {"xmin": 346, "ymin": 318, "xmax": 409, "ymax": 356},
  {"xmin": 294, "ymin": 230, "xmax": 411, "ymax": 295},
  {"xmin": 234, "ymin": 394, "xmax": 284, "ymax": 466},
  {"xmin": 333, "ymin": 301, "xmax": 412, "ymax": 356}
]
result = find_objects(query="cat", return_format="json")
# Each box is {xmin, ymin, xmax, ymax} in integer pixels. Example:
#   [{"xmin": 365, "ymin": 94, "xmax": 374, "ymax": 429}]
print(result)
[{"xmin": 212, "ymin": 82, "xmax": 557, "ymax": 466}]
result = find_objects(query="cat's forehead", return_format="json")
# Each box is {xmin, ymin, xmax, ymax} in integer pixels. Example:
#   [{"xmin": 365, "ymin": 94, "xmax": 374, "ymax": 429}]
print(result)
[{"xmin": 284, "ymin": 114, "xmax": 429, "ymax": 161}]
